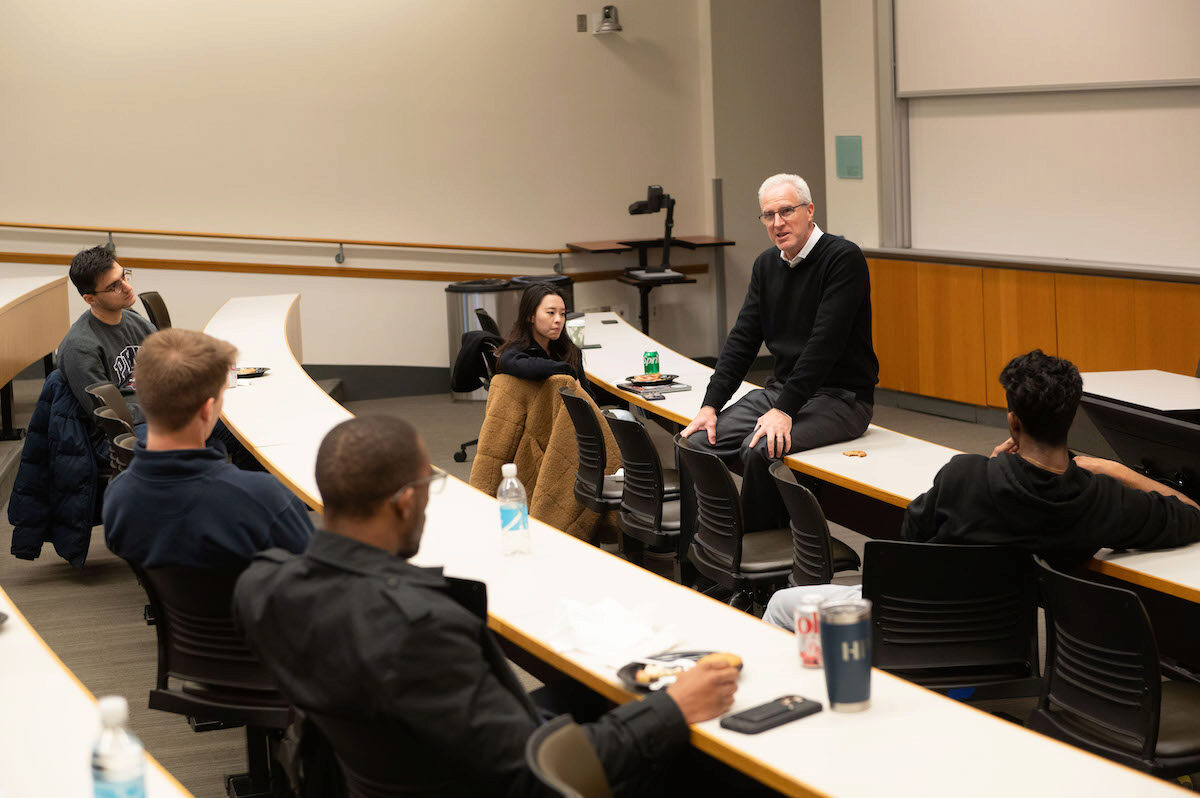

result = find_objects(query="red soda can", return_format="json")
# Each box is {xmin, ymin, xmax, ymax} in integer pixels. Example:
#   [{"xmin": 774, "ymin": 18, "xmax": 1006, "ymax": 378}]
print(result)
[{"xmin": 794, "ymin": 595, "xmax": 824, "ymax": 668}]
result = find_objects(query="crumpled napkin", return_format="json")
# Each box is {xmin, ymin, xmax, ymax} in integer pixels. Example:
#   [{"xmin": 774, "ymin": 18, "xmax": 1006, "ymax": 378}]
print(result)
[{"xmin": 546, "ymin": 597, "xmax": 680, "ymax": 670}]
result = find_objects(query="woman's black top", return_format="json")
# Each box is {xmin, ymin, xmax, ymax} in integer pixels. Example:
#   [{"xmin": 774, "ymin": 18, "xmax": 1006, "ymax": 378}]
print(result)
[{"xmin": 496, "ymin": 342, "xmax": 596, "ymax": 400}]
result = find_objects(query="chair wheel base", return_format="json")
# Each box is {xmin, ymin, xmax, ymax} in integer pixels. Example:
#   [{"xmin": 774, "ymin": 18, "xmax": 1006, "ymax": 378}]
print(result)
[
  {"xmin": 225, "ymin": 772, "xmax": 272, "ymax": 798},
  {"xmin": 453, "ymin": 450, "xmax": 468, "ymax": 462}
]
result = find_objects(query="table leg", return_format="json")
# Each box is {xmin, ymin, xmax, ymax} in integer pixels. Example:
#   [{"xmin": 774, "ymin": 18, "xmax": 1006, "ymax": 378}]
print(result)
[
  {"xmin": 0, "ymin": 381, "xmax": 22, "ymax": 441},
  {"xmin": 638, "ymin": 285, "xmax": 652, "ymax": 334},
  {"xmin": 43, "ymin": 353, "xmax": 54, "ymax": 377}
]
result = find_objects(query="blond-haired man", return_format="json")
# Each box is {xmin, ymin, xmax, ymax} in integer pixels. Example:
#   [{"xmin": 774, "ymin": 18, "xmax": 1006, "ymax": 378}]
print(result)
[{"xmin": 103, "ymin": 329, "xmax": 313, "ymax": 567}]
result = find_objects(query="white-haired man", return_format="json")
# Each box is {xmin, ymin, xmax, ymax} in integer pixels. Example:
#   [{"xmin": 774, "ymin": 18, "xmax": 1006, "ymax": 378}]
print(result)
[{"xmin": 681, "ymin": 174, "xmax": 878, "ymax": 532}]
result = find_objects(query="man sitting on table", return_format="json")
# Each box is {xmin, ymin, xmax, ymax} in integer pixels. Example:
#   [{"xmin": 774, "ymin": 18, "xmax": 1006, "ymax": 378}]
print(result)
[
  {"xmin": 234, "ymin": 415, "xmax": 743, "ymax": 796},
  {"xmin": 104, "ymin": 329, "xmax": 313, "ymax": 568},
  {"xmin": 681, "ymin": 173, "xmax": 878, "ymax": 532},
  {"xmin": 763, "ymin": 349, "xmax": 1200, "ymax": 629}
]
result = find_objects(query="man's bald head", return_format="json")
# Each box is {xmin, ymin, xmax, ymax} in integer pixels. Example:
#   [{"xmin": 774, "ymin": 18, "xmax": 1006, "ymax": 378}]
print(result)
[{"xmin": 316, "ymin": 415, "xmax": 427, "ymax": 519}]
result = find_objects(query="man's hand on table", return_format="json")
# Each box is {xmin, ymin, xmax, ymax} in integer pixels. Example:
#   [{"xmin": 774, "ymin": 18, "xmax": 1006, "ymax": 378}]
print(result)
[
  {"xmin": 749, "ymin": 408, "xmax": 793, "ymax": 459},
  {"xmin": 666, "ymin": 659, "xmax": 740, "ymax": 723},
  {"xmin": 681, "ymin": 406, "xmax": 719, "ymax": 445}
]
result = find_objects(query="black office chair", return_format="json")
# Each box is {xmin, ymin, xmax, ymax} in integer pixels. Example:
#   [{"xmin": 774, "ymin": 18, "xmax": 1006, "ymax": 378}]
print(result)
[
  {"xmin": 303, "ymin": 712, "xmax": 413, "ymax": 798},
  {"xmin": 111, "ymin": 432, "xmax": 137, "ymax": 473},
  {"xmin": 85, "ymin": 381, "xmax": 134, "ymax": 430},
  {"xmin": 604, "ymin": 410, "xmax": 681, "ymax": 573},
  {"xmin": 94, "ymin": 407, "xmax": 135, "ymax": 474},
  {"xmin": 450, "ymin": 333, "xmax": 501, "ymax": 462},
  {"xmin": 768, "ymin": 461, "xmax": 861, "ymax": 586},
  {"xmin": 139, "ymin": 291, "xmax": 172, "ymax": 329},
  {"xmin": 474, "ymin": 307, "xmax": 502, "ymax": 337},
  {"xmin": 674, "ymin": 434, "xmax": 792, "ymax": 613},
  {"xmin": 559, "ymin": 388, "xmax": 622, "ymax": 514},
  {"xmin": 132, "ymin": 563, "xmax": 292, "ymax": 798},
  {"xmin": 861, "ymin": 541, "xmax": 1040, "ymax": 700},
  {"xmin": 1027, "ymin": 559, "xmax": 1200, "ymax": 778},
  {"xmin": 526, "ymin": 714, "xmax": 612, "ymax": 798}
]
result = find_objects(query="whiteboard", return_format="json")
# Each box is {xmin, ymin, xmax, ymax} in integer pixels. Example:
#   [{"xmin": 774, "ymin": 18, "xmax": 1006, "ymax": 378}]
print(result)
[
  {"xmin": 895, "ymin": 0, "xmax": 1200, "ymax": 96},
  {"xmin": 907, "ymin": 86, "xmax": 1200, "ymax": 272}
]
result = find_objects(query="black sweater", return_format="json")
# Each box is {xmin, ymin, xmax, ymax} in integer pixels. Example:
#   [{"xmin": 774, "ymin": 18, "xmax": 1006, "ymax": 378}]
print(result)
[
  {"xmin": 902, "ymin": 453, "xmax": 1200, "ymax": 568},
  {"xmin": 702, "ymin": 235, "xmax": 878, "ymax": 415},
  {"xmin": 496, "ymin": 343, "xmax": 595, "ymax": 400}
]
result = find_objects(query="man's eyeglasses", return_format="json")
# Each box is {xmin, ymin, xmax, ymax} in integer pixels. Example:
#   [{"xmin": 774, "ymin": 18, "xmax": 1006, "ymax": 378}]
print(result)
[
  {"xmin": 758, "ymin": 205, "xmax": 804, "ymax": 224},
  {"xmin": 395, "ymin": 470, "xmax": 447, "ymax": 497},
  {"xmin": 88, "ymin": 269, "xmax": 134, "ymax": 295}
]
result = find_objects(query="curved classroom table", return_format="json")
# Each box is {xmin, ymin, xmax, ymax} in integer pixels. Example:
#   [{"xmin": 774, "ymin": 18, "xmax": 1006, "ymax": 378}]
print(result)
[{"xmin": 201, "ymin": 293, "xmax": 1185, "ymax": 798}]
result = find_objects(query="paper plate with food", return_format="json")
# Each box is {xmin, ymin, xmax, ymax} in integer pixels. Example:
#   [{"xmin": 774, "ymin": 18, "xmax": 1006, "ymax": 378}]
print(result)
[
  {"xmin": 623, "ymin": 373, "xmax": 678, "ymax": 387},
  {"xmin": 617, "ymin": 651, "xmax": 742, "ymax": 692}
]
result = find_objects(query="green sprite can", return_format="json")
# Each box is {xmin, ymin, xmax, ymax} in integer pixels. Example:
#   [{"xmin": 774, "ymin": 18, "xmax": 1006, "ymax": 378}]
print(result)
[{"xmin": 643, "ymin": 350, "xmax": 660, "ymax": 375}]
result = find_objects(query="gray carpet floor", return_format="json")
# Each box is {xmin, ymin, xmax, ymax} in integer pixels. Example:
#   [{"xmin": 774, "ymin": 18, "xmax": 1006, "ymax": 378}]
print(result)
[{"xmin": 1, "ymin": 381, "xmax": 1036, "ymax": 797}]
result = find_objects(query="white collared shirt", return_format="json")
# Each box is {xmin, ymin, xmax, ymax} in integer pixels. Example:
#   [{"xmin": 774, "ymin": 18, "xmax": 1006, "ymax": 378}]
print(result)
[{"xmin": 781, "ymin": 223, "xmax": 823, "ymax": 267}]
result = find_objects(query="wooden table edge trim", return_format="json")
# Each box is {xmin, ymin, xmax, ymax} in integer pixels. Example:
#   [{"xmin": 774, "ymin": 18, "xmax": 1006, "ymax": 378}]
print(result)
[
  {"xmin": 1086, "ymin": 559, "xmax": 1200, "ymax": 604},
  {"xmin": 0, "ymin": 274, "xmax": 67, "ymax": 316},
  {"xmin": 0, "ymin": 584, "xmax": 195, "ymax": 796}
]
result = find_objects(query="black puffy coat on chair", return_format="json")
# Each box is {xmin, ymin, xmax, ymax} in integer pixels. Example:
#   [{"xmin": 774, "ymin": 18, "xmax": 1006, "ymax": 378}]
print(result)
[{"xmin": 8, "ymin": 370, "xmax": 104, "ymax": 568}]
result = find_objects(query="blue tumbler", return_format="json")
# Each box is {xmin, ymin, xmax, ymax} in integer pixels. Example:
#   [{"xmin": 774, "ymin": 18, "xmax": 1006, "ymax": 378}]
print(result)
[{"xmin": 819, "ymin": 598, "xmax": 872, "ymax": 712}]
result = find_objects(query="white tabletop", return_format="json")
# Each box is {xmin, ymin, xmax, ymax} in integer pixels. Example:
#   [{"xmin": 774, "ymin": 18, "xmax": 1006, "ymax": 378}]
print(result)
[
  {"xmin": 1082, "ymin": 369, "xmax": 1200, "ymax": 412},
  {"xmin": 0, "ymin": 274, "xmax": 66, "ymax": 311},
  {"xmin": 581, "ymin": 312, "xmax": 958, "ymax": 507},
  {"xmin": 0, "ymin": 587, "xmax": 192, "ymax": 797},
  {"xmin": 199, "ymin": 293, "xmax": 1185, "ymax": 797}
]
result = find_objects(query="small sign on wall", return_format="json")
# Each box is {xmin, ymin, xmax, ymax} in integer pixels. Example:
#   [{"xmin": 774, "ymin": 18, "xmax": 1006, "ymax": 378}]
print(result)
[{"xmin": 835, "ymin": 135, "xmax": 863, "ymax": 179}]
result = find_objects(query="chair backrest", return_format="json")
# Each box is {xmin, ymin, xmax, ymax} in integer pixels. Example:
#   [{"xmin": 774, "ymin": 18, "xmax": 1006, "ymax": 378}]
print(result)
[
  {"xmin": 112, "ymin": 433, "xmax": 136, "ymax": 471},
  {"xmin": 95, "ymin": 406, "xmax": 134, "ymax": 439},
  {"xmin": 139, "ymin": 290, "xmax": 172, "ymax": 329},
  {"xmin": 861, "ymin": 541, "xmax": 1038, "ymax": 677},
  {"xmin": 604, "ymin": 412, "xmax": 664, "ymax": 528},
  {"xmin": 674, "ymin": 434, "xmax": 744, "ymax": 570},
  {"xmin": 559, "ymin": 387, "xmax": 607, "ymax": 501},
  {"xmin": 480, "ymin": 341, "xmax": 498, "ymax": 389},
  {"xmin": 474, "ymin": 307, "xmax": 502, "ymax": 337},
  {"xmin": 85, "ymin": 381, "xmax": 134, "ymax": 429},
  {"xmin": 768, "ymin": 461, "xmax": 834, "ymax": 585},
  {"xmin": 133, "ymin": 563, "xmax": 283, "ymax": 695},
  {"xmin": 1035, "ymin": 558, "xmax": 1161, "ymax": 759},
  {"xmin": 525, "ymin": 714, "xmax": 613, "ymax": 798}
]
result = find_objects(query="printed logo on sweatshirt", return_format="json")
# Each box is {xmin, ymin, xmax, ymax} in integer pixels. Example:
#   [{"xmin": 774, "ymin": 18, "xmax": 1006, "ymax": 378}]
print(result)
[{"xmin": 113, "ymin": 345, "xmax": 140, "ymax": 388}]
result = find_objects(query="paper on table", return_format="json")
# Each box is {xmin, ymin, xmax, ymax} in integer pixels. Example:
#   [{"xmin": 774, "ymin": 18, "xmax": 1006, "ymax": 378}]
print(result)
[{"xmin": 546, "ymin": 598, "xmax": 680, "ymax": 670}]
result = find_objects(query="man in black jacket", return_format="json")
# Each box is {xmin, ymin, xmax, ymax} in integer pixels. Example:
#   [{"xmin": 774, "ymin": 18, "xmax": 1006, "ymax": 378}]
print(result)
[
  {"xmin": 234, "ymin": 415, "xmax": 741, "ymax": 796},
  {"xmin": 682, "ymin": 173, "xmax": 878, "ymax": 531},
  {"xmin": 762, "ymin": 349, "xmax": 1200, "ymax": 629}
]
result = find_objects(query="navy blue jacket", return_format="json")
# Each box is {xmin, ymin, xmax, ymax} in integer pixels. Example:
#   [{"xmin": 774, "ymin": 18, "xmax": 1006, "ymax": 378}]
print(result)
[
  {"xmin": 103, "ymin": 443, "xmax": 314, "ymax": 568},
  {"xmin": 8, "ymin": 370, "xmax": 103, "ymax": 568}
]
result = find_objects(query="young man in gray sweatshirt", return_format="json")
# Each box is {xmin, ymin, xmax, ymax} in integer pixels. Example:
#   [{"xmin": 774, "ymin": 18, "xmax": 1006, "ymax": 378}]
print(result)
[{"xmin": 58, "ymin": 246, "xmax": 157, "ymax": 450}]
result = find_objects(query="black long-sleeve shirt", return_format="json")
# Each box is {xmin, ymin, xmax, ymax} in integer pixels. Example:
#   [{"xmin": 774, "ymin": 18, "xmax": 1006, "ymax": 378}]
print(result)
[
  {"xmin": 234, "ymin": 531, "xmax": 689, "ymax": 796},
  {"xmin": 702, "ymin": 235, "xmax": 878, "ymax": 416},
  {"xmin": 902, "ymin": 453, "xmax": 1200, "ymax": 568},
  {"xmin": 497, "ymin": 342, "xmax": 596, "ymax": 401}
]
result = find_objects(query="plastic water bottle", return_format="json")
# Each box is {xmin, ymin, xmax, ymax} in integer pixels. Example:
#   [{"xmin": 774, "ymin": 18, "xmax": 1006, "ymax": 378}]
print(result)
[
  {"xmin": 92, "ymin": 696, "xmax": 146, "ymax": 798},
  {"xmin": 497, "ymin": 463, "xmax": 532, "ymax": 556}
]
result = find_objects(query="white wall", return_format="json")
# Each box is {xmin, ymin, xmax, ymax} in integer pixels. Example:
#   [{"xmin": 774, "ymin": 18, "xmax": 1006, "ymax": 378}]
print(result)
[
  {"xmin": 819, "ymin": 0, "xmax": 881, "ymax": 248},
  {"xmin": 0, "ymin": 0, "xmax": 731, "ymax": 365},
  {"xmin": 709, "ymin": 0, "xmax": 825, "ymax": 334}
]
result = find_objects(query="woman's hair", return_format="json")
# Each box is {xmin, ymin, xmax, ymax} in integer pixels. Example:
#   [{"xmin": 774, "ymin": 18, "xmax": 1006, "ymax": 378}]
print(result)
[{"xmin": 495, "ymin": 283, "xmax": 581, "ymax": 374}]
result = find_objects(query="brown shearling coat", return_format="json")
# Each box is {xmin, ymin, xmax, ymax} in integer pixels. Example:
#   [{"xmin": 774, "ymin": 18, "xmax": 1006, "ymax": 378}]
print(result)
[{"xmin": 469, "ymin": 374, "xmax": 620, "ymax": 541}]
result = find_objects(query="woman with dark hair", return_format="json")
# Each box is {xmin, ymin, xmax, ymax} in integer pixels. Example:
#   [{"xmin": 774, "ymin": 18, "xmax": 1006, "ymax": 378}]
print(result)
[{"xmin": 495, "ymin": 283, "xmax": 595, "ymax": 399}]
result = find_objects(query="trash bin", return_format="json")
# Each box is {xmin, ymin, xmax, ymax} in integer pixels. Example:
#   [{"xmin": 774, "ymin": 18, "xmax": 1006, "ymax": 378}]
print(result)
[
  {"xmin": 445, "ymin": 278, "xmax": 521, "ymax": 400},
  {"xmin": 510, "ymin": 274, "xmax": 575, "ymax": 313}
]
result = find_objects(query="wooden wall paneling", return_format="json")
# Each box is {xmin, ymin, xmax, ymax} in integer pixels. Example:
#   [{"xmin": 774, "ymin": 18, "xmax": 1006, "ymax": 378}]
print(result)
[
  {"xmin": 867, "ymin": 259, "xmax": 920, "ymax": 393},
  {"xmin": 1132, "ymin": 279, "xmax": 1200, "ymax": 377},
  {"xmin": 981, "ymin": 268, "xmax": 1058, "ymax": 407},
  {"xmin": 1054, "ymin": 273, "xmax": 1137, "ymax": 372},
  {"xmin": 915, "ymin": 262, "xmax": 987, "ymax": 405}
]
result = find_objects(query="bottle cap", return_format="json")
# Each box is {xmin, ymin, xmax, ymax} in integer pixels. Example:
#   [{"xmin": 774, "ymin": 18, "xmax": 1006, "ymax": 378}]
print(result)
[
  {"xmin": 98, "ymin": 695, "xmax": 129, "ymax": 727},
  {"xmin": 501, "ymin": 463, "xmax": 517, "ymax": 478}
]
